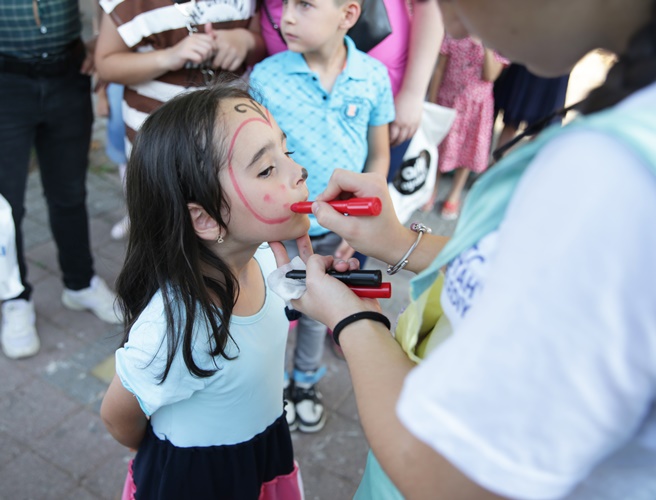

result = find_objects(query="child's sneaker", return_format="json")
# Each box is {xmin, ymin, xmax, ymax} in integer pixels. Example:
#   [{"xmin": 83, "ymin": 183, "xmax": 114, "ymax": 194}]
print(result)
[
  {"xmin": 61, "ymin": 276, "xmax": 122, "ymax": 324},
  {"xmin": 283, "ymin": 377, "xmax": 298, "ymax": 431},
  {"xmin": 292, "ymin": 367, "xmax": 327, "ymax": 433},
  {"xmin": 1, "ymin": 299, "xmax": 40, "ymax": 359}
]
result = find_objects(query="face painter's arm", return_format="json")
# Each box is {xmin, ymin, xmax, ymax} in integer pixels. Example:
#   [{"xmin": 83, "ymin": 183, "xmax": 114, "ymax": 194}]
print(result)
[
  {"xmin": 314, "ymin": 170, "xmax": 449, "ymax": 274},
  {"xmin": 286, "ymin": 254, "xmax": 504, "ymax": 499}
]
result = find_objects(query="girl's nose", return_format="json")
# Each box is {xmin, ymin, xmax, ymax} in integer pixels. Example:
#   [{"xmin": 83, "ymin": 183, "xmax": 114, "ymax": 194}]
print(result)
[{"xmin": 301, "ymin": 168, "xmax": 308, "ymax": 181}]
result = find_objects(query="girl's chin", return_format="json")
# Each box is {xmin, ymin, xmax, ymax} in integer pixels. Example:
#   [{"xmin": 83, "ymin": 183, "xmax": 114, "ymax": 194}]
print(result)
[{"xmin": 280, "ymin": 218, "xmax": 310, "ymax": 241}]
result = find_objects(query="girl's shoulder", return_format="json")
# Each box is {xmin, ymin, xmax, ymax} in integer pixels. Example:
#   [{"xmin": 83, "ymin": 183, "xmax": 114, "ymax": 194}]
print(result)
[{"xmin": 253, "ymin": 244, "xmax": 277, "ymax": 277}]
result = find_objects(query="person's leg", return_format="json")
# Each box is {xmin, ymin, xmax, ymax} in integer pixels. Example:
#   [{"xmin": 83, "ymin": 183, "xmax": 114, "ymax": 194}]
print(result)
[
  {"xmin": 0, "ymin": 73, "xmax": 42, "ymax": 358},
  {"xmin": 497, "ymin": 123, "xmax": 518, "ymax": 151},
  {"xmin": 105, "ymin": 83, "xmax": 130, "ymax": 240},
  {"xmin": 420, "ymin": 169, "xmax": 442, "ymax": 213},
  {"xmin": 288, "ymin": 232, "xmax": 343, "ymax": 432},
  {"xmin": 38, "ymin": 71, "xmax": 121, "ymax": 324},
  {"xmin": 0, "ymin": 73, "xmax": 40, "ymax": 301},
  {"xmin": 441, "ymin": 167, "xmax": 470, "ymax": 220},
  {"xmin": 36, "ymin": 70, "xmax": 94, "ymax": 291}
]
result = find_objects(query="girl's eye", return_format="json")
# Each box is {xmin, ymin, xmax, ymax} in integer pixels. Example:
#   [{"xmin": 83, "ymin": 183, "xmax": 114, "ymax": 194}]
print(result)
[
  {"xmin": 258, "ymin": 166, "xmax": 274, "ymax": 178},
  {"xmin": 285, "ymin": 150, "xmax": 295, "ymax": 157}
]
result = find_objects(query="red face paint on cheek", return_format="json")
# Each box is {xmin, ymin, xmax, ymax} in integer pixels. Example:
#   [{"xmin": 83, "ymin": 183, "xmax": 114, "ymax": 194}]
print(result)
[{"xmin": 263, "ymin": 194, "xmax": 272, "ymax": 203}]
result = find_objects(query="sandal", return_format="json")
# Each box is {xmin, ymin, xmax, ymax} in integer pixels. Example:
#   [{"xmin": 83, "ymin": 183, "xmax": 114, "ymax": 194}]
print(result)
[{"xmin": 441, "ymin": 200, "xmax": 460, "ymax": 220}]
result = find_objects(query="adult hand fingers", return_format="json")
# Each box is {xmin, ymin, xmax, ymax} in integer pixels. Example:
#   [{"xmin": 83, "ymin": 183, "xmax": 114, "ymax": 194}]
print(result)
[
  {"xmin": 295, "ymin": 234, "xmax": 314, "ymax": 263},
  {"xmin": 268, "ymin": 241, "xmax": 291, "ymax": 268},
  {"xmin": 290, "ymin": 254, "xmax": 363, "ymax": 328},
  {"xmin": 334, "ymin": 239, "xmax": 356, "ymax": 261},
  {"xmin": 316, "ymin": 169, "xmax": 386, "ymax": 203}
]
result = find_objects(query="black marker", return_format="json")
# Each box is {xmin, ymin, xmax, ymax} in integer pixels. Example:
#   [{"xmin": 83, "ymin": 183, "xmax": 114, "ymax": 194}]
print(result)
[{"xmin": 285, "ymin": 269, "xmax": 382, "ymax": 287}]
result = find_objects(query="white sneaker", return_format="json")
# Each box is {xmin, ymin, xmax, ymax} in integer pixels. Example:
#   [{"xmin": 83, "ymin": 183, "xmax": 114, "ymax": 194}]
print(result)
[
  {"xmin": 110, "ymin": 215, "xmax": 129, "ymax": 240},
  {"xmin": 1, "ymin": 300, "xmax": 40, "ymax": 359},
  {"xmin": 61, "ymin": 276, "xmax": 122, "ymax": 324}
]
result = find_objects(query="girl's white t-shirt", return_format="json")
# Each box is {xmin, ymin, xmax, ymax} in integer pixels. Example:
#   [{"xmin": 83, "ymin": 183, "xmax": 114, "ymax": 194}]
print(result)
[{"xmin": 397, "ymin": 82, "xmax": 656, "ymax": 499}]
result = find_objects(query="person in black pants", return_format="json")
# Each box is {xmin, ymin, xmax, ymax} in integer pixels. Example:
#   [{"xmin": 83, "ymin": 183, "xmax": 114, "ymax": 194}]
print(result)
[{"xmin": 0, "ymin": 0, "xmax": 121, "ymax": 360}]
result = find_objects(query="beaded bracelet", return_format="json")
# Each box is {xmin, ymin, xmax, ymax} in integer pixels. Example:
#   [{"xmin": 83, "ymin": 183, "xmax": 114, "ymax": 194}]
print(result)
[
  {"xmin": 332, "ymin": 311, "xmax": 391, "ymax": 347},
  {"xmin": 386, "ymin": 222, "xmax": 432, "ymax": 275}
]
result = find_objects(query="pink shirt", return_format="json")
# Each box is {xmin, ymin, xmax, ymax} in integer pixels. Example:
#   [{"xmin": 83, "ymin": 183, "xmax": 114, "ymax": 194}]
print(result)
[{"xmin": 260, "ymin": 0, "xmax": 411, "ymax": 95}]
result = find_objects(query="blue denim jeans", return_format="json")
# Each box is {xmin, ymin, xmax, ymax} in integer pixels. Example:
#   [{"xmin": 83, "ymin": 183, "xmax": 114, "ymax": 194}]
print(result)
[
  {"xmin": 284, "ymin": 231, "xmax": 343, "ymax": 373},
  {"xmin": 0, "ymin": 64, "xmax": 94, "ymax": 299}
]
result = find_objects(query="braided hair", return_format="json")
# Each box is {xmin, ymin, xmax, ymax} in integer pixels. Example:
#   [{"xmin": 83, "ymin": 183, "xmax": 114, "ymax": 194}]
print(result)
[{"xmin": 493, "ymin": 1, "xmax": 656, "ymax": 161}]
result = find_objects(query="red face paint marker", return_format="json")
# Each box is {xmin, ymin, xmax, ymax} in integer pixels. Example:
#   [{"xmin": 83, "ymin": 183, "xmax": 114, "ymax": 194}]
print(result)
[
  {"xmin": 347, "ymin": 283, "xmax": 391, "ymax": 299},
  {"xmin": 290, "ymin": 197, "xmax": 382, "ymax": 216}
]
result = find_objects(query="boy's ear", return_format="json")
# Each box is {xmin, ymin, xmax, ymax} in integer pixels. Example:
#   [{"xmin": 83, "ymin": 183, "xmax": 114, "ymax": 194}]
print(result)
[
  {"xmin": 340, "ymin": 1, "xmax": 361, "ymax": 31},
  {"xmin": 187, "ymin": 203, "xmax": 222, "ymax": 241}
]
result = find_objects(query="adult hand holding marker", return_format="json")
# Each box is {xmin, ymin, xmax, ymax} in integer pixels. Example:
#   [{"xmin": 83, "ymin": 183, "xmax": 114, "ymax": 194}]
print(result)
[
  {"xmin": 268, "ymin": 172, "xmax": 398, "ymax": 317},
  {"xmin": 308, "ymin": 170, "xmax": 442, "ymax": 271},
  {"xmin": 285, "ymin": 269, "xmax": 392, "ymax": 299},
  {"xmin": 268, "ymin": 237, "xmax": 386, "ymax": 333}
]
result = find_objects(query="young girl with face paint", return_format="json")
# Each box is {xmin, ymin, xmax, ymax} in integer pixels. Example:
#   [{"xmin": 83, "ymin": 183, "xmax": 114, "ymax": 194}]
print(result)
[
  {"xmin": 100, "ymin": 75, "xmax": 309, "ymax": 500},
  {"xmin": 270, "ymin": 0, "xmax": 656, "ymax": 498}
]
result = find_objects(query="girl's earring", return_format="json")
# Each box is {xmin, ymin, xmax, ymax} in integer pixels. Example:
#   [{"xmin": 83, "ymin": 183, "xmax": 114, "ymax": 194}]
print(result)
[{"xmin": 217, "ymin": 233, "xmax": 224, "ymax": 244}]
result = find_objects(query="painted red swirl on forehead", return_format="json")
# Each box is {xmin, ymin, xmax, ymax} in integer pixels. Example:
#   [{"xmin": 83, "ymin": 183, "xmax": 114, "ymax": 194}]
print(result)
[{"xmin": 227, "ymin": 101, "xmax": 292, "ymax": 224}]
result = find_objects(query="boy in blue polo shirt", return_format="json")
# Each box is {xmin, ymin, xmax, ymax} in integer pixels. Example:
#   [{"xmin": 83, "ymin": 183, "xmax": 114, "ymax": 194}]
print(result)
[{"xmin": 250, "ymin": 0, "xmax": 394, "ymax": 433}]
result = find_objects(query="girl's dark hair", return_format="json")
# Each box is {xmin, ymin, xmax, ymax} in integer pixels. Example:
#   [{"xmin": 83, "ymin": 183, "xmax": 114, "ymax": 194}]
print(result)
[
  {"xmin": 493, "ymin": 1, "xmax": 656, "ymax": 161},
  {"xmin": 116, "ymin": 73, "xmax": 253, "ymax": 382}
]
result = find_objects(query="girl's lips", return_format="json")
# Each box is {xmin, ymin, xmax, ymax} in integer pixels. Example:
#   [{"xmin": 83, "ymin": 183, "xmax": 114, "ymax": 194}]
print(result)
[{"xmin": 284, "ymin": 33, "xmax": 298, "ymax": 41}]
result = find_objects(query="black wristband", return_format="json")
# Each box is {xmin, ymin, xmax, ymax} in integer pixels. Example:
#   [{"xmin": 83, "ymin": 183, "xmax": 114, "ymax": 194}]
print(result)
[{"xmin": 332, "ymin": 311, "xmax": 391, "ymax": 347}]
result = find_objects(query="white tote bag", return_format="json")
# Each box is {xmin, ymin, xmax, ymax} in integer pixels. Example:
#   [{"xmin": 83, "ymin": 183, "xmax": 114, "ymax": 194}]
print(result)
[
  {"xmin": 389, "ymin": 102, "xmax": 456, "ymax": 224},
  {"xmin": 0, "ymin": 194, "xmax": 24, "ymax": 300}
]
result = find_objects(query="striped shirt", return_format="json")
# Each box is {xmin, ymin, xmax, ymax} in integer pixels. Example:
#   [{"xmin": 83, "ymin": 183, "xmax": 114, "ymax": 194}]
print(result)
[
  {"xmin": 0, "ymin": 0, "xmax": 81, "ymax": 58},
  {"xmin": 100, "ymin": 0, "xmax": 255, "ymax": 149}
]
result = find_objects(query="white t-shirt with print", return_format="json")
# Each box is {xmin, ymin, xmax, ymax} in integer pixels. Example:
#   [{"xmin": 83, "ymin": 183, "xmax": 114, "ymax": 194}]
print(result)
[{"xmin": 396, "ymin": 82, "xmax": 656, "ymax": 499}]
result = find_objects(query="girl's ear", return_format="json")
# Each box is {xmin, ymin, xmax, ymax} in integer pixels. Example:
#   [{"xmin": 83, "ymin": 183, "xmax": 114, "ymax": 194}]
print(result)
[
  {"xmin": 341, "ymin": 1, "xmax": 361, "ymax": 31},
  {"xmin": 187, "ymin": 203, "xmax": 222, "ymax": 242}
]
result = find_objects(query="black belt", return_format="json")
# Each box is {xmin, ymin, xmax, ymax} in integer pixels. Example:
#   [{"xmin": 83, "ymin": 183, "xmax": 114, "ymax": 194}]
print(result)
[{"xmin": 0, "ymin": 39, "xmax": 85, "ymax": 78}]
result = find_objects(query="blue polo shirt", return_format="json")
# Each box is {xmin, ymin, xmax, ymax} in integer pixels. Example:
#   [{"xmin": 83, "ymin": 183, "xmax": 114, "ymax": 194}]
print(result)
[{"xmin": 250, "ymin": 36, "xmax": 395, "ymax": 236}]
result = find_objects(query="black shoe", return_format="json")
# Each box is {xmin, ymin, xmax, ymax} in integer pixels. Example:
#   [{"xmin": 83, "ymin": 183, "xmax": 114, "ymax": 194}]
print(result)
[{"xmin": 292, "ymin": 381, "xmax": 326, "ymax": 433}]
